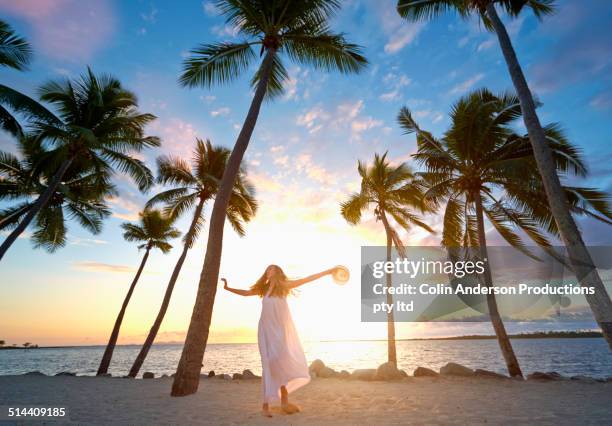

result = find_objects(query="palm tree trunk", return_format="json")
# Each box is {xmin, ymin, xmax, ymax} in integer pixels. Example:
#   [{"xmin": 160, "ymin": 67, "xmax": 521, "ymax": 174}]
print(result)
[
  {"xmin": 474, "ymin": 191, "xmax": 523, "ymax": 378},
  {"xmin": 379, "ymin": 211, "xmax": 397, "ymax": 365},
  {"xmin": 0, "ymin": 158, "xmax": 73, "ymax": 261},
  {"xmin": 128, "ymin": 197, "xmax": 206, "ymax": 378},
  {"xmin": 171, "ymin": 48, "xmax": 277, "ymax": 397},
  {"xmin": 97, "ymin": 245, "xmax": 151, "ymax": 376},
  {"xmin": 486, "ymin": 3, "xmax": 612, "ymax": 349}
]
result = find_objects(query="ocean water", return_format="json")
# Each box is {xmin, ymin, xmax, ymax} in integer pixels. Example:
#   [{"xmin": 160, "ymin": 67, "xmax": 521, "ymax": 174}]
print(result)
[{"xmin": 0, "ymin": 338, "xmax": 611, "ymax": 378}]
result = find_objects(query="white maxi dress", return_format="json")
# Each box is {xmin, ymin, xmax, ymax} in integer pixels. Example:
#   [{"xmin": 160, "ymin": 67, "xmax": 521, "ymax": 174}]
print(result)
[{"xmin": 258, "ymin": 286, "xmax": 310, "ymax": 403}]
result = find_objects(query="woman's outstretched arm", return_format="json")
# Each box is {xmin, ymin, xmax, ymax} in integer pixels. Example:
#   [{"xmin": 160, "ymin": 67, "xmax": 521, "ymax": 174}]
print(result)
[
  {"xmin": 285, "ymin": 268, "xmax": 334, "ymax": 290},
  {"xmin": 222, "ymin": 278, "xmax": 257, "ymax": 296}
]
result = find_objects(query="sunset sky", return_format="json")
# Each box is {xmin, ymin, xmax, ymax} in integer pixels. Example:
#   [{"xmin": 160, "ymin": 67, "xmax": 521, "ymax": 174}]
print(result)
[{"xmin": 1, "ymin": 0, "xmax": 611, "ymax": 346}]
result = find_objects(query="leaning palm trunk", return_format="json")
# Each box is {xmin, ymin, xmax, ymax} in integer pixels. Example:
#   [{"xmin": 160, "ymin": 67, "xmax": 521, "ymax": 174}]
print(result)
[
  {"xmin": 474, "ymin": 191, "xmax": 523, "ymax": 377},
  {"xmin": 97, "ymin": 245, "xmax": 152, "ymax": 375},
  {"xmin": 380, "ymin": 212, "xmax": 397, "ymax": 365},
  {"xmin": 0, "ymin": 158, "xmax": 72, "ymax": 261},
  {"xmin": 486, "ymin": 3, "xmax": 612, "ymax": 349},
  {"xmin": 171, "ymin": 48, "xmax": 276, "ymax": 396},
  {"xmin": 128, "ymin": 197, "xmax": 206, "ymax": 378}
]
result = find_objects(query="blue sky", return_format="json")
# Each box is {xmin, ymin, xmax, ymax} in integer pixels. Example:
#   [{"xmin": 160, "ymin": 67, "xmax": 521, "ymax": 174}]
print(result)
[{"xmin": 1, "ymin": 0, "xmax": 611, "ymax": 345}]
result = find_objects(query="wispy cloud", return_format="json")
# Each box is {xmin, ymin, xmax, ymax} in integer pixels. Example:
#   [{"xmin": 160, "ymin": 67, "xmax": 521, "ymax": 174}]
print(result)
[
  {"xmin": 379, "ymin": 71, "xmax": 411, "ymax": 102},
  {"xmin": 72, "ymin": 261, "xmax": 134, "ymax": 274},
  {"xmin": 372, "ymin": 1, "xmax": 426, "ymax": 54},
  {"xmin": 384, "ymin": 22, "xmax": 426, "ymax": 54},
  {"xmin": 296, "ymin": 100, "xmax": 382, "ymax": 140},
  {"xmin": 0, "ymin": 0, "xmax": 116, "ymax": 62},
  {"xmin": 140, "ymin": 5, "xmax": 158, "ymax": 23},
  {"xmin": 531, "ymin": 3, "xmax": 611, "ymax": 93},
  {"xmin": 69, "ymin": 237, "xmax": 109, "ymax": 247},
  {"xmin": 108, "ymin": 195, "xmax": 141, "ymax": 221},
  {"xmin": 202, "ymin": 1, "xmax": 218, "ymax": 16},
  {"xmin": 590, "ymin": 90, "xmax": 612, "ymax": 111},
  {"xmin": 210, "ymin": 107, "xmax": 230, "ymax": 117},
  {"xmin": 449, "ymin": 73, "xmax": 484, "ymax": 95}
]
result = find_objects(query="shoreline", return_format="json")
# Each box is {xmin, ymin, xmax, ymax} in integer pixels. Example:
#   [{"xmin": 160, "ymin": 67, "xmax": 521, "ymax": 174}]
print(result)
[{"xmin": 0, "ymin": 331, "xmax": 603, "ymax": 350}]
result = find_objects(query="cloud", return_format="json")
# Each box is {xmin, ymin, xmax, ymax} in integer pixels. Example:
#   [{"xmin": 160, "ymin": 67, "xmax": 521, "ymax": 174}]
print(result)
[
  {"xmin": 477, "ymin": 38, "xmax": 495, "ymax": 52},
  {"xmin": 248, "ymin": 172, "xmax": 283, "ymax": 193},
  {"xmin": 149, "ymin": 117, "xmax": 203, "ymax": 156},
  {"xmin": 69, "ymin": 237, "xmax": 109, "ymax": 247},
  {"xmin": 140, "ymin": 5, "xmax": 158, "ymax": 23},
  {"xmin": 530, "ymin": 3, "xmax": 612, "ymax": 93},
  {"xmin": 590, "ymin": 90, "xmax": 612, "ymax": 110},
  {"xmin": 273, "ymin": 155, "xmax": 289, "ymax": 167},
  {"xmin": 108, "ymin": 195, "xmax": 141, "ymax": 221},
  {"xmin": 211, "ymin": 23, "xmax": 239, "ymax": 38},
  {"xmin": 449, "ymin": 73, "xmax": 484, "ymax": 95},
  {"xmin": 282, "ymin": 66, "xmax": 305, "ymax": 101},
  {"xmin": 295, "ymin": 153, "xmax": 337, "ymax": 185},
  {"xmin": 72, "ymin": 261, "xmax": 134, "ymax": 274},
  {"xmin": 372, "ymin": 1, "xmax": 426, "ymax": 54},
  {"xmin": 202, "ymin": 1, "xmax": 218, "ymax": 16},
  {"xmin": 0, "ymin": 0, "xmax": 116, "ymax": 62},
  {"xmin": 351, "ymin": 117, "xmax": 382, "ymax": 134},
  {"xmin": 296, "ymin": 106, "xmax": 330, "ymax": 133},
  {"xmin": 296, "ymin": 100, "xmax": 382, "ymax": 140},
  {"xmin": 384, "ymin": 22, "xmax": 426, "ymax": 54},
  {"xmin": 379, "ymin": 72, "xmax": 411, "ymax": 102},
  {"xmin": 379, "ymin": 90, "xmax": 400, "ymax": 102},
  {"xmin": 210, "ymin": 107, "xmax": 230, "ymax": 117}
]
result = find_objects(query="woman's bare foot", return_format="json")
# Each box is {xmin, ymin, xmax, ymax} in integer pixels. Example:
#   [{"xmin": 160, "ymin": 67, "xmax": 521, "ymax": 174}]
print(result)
[
  {"xmin": 279, "ymin": 385, "xmax": 301, "ymax": 414},
  {"xmin": 281, "ymin": 402, "xmax": 301, "ymax": 414},
  {"xmin": 262, "ymin": 403, "xmax": 272, "ymax": 418}
]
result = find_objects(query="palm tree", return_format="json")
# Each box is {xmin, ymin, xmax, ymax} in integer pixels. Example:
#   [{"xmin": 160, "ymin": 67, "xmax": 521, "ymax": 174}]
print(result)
[
  {"xmin": 340, "ymin": 152, "xmax": 434, "ymax": 365},
  {"xmin": 0, "ymin": 68, "xmax": 159, "ymax": 261},
  {"xmin": 0, "ymin": 22, "xmax": 58, "ymax": 140},
  {"xmin": 399, "ymin": 88, "xmax": 612, "ymax": 376},
  {"xmin": 97, "ymin": 209, "xmax": 180, "ymax": 376},
  {"xmin": 396, "ymin": 0, "xmax": 612, "ymax": 350},
  {"xmin": 0, "ymin": 20, "xmax": 32, "ymax": 71},
  {"xmin": 172, "ymin": 0, "xmax": 367, "ymax": 396},
  {"xmin": 127, "ymin": 139, "xmax": 257, "ymax": 378},
  {"xmin": 1, "ymin": 137, "xmax": 114, "ymax": 251}
]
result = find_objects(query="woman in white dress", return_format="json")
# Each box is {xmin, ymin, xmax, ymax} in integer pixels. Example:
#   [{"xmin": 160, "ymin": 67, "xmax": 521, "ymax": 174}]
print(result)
[{"xmin": 222, "ymin": 264, "xmax": 334, "ymax": 417}]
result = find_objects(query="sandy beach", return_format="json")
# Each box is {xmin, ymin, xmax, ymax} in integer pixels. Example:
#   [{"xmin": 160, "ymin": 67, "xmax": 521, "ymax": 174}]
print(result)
[{"xmin": 1, "ymin": 375, "xmax": 611, "ymax": 425}]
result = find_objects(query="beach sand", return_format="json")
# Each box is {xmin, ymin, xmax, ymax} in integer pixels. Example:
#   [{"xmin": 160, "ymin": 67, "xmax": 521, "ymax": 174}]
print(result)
[{"xmin": 1, "ymin": 375, "xmax": 611, "ymax": 425}]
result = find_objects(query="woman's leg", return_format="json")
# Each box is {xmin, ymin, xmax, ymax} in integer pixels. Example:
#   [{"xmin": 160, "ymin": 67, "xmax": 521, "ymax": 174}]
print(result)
[
  {"xmin": 280, "ymin": 385, "xmax": 300, "ymax": 414},
  {"xmin": 262, "ymin": 403, "xmax": 272, "ymax": 417}
]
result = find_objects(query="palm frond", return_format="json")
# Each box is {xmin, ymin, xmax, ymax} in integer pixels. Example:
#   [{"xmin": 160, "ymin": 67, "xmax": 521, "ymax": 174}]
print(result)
[
  {"xmin": 179, "ymin": 42, "xmax": 257, "ymax": 88},
  {"xmin": 250, "ymin": 53, "xmax": 288, "ymax": 99},
  {"xmin": 340, "ymin": 192, "xmax": 368, "ymax": 224},
  {"xmin": 0, "ymin": 20, "xmax": 32, "ymax": 70},
  {"xmin": 283, "ymin": 29, "xmax": 367, "ymax": 74}
]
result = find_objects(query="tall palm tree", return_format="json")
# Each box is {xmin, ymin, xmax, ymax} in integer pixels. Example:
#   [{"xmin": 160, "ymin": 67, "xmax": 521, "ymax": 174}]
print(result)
[
  {"xmin": 396, "ymin": 0, "xmax": 612, "ymax": 350},
  {"xmin": 0, "ymin": 68, "xmax": 159, "ymax": 261},
  {"xmin": 0, "ymin": 138, "xmax": 113, "ymax": 251},
  {"xmin": 399, "ymin": 89, "xmax": 612, "ymax": 376},
  {"xmin": 127, "ymin": 139, "xmax": 257, "ymax": 378},
  {"xmin": 340, "ymin": 152, "xmax": 434, "ymax": 365},
  {"xmin": 172, "ymin": 0, "xmax": 367, "ymax": 396},
  {"xmin": 0, "ymin": 20, "xmax": 32, "ymax": 71},
  {"xmin": 97, "ymin": 209, "xmax": 180, "ymax": 376}
]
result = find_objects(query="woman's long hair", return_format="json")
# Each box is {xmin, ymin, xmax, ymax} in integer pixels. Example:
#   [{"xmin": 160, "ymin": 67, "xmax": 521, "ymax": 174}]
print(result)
[{"xmin": 250, "ymin": 265, "xmax": 291, "ymax": 298}]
